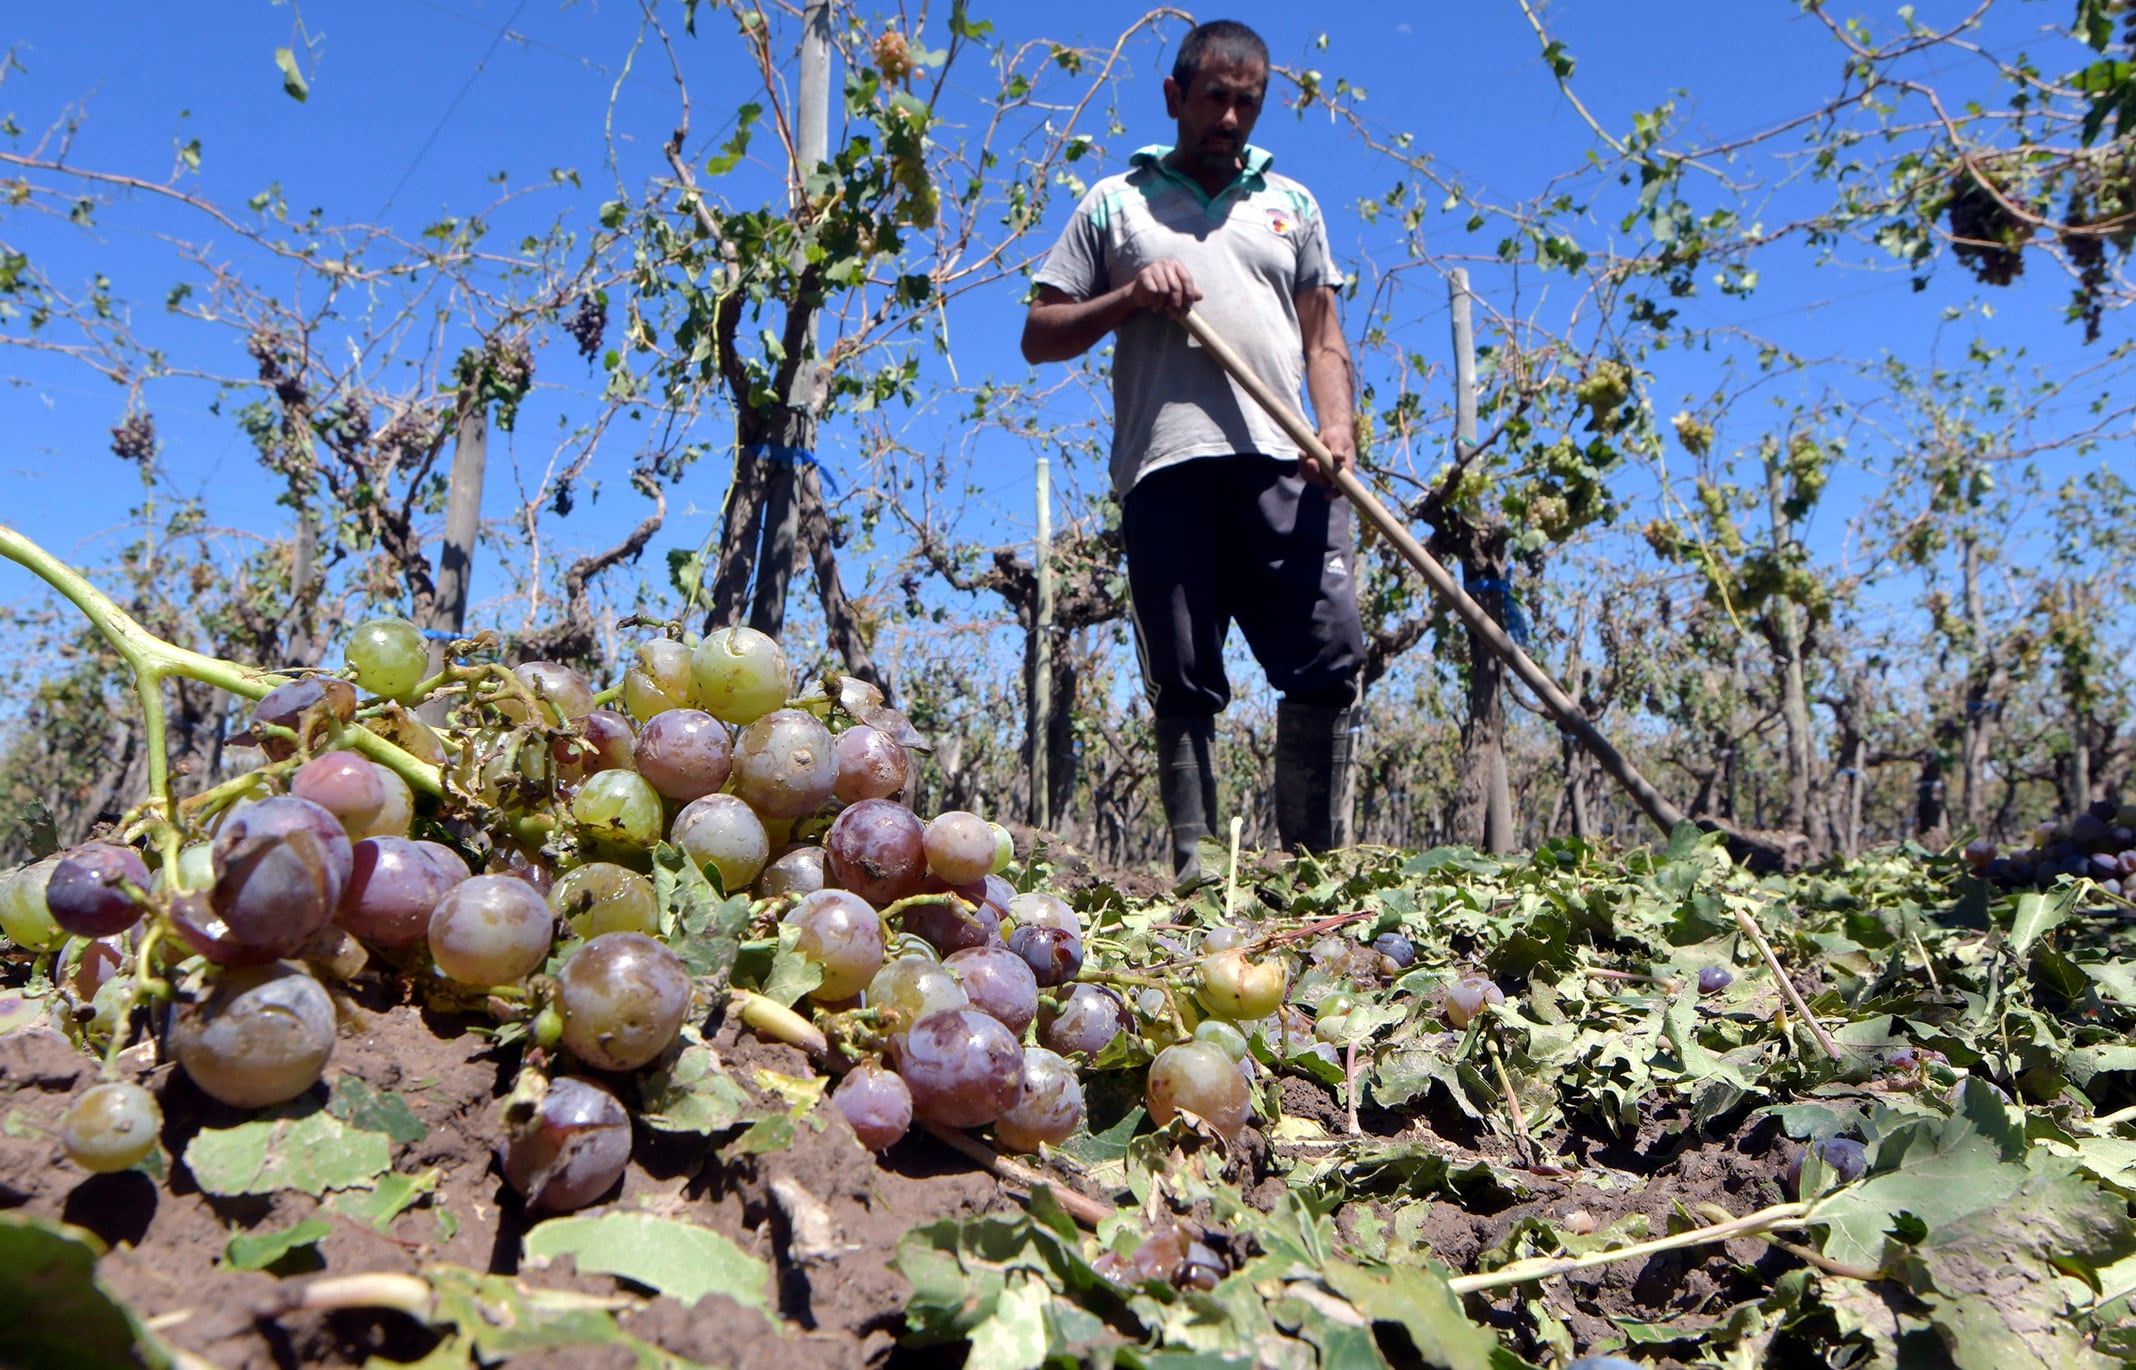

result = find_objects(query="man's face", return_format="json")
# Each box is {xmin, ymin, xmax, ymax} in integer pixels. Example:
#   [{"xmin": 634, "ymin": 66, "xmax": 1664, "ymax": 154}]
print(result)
[{"xmin": 1163, "ymin": 54, "xmax": 1268, "ymax": 176}]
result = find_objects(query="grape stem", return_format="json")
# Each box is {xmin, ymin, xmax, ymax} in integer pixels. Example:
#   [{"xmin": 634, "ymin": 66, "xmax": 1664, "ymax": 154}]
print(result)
[
  {"xmin": 0, "ymin": 522, "xmax": 444, "ymax": 806},
  {"xmin": 1222, "ymin": 816, "xmax": 1244, "ymax": 923},
  {"xmin": 920, "ymin": 1122, "xmax": 1116, "ymax": 1228},
  {"xmin": 1443, "ymin": 1200, "xmax": 1817, "ymax": 1294},
  {"xmin": 1732, "ymin": 905, "xmax": 1844, "ymax": 1060}
]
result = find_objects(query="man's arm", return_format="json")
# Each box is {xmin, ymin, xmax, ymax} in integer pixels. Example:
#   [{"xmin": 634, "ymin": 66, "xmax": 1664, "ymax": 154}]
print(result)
[
  {"xmin": 1297, "ymin": 283, "xmax": 1356, "ymax": 484},
  {"xmin": 1021, "ymin": 263, "xmax": 1203, "ymax": 364}
]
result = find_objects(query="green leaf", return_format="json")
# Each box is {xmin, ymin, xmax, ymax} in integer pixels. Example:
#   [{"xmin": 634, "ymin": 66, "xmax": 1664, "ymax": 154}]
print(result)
[
  {"xmin": 966, "ymin": 1272, "xmax": 1050, "ymax": 1370},
  {"xmin": 652, "ymin": 842, "xmax": 748, "ymax": 981},
  {"xmin": 2005, "ymin": 886, "xmax": 2077, "ymax": 958},
  {"xmin": 758, "ymin": 922, "xmax": 826, "ymax": 1006},
  {"xmin": 333, "ymin": 1169, "xmax": 441, "ymax": 1230},
  {"xmin": 0, "ymin": 1214, "xmax": 164, "ymax": 1370},
  {"xmin": 223, "ymin": 1217, "xmax": 331, "ymax": 1271},
  {"xmin": 523, "ymin": 1212, "xmax": 772, "ymax": 1312},
  {"xmin": 705, "ymin": 102, "xmax": 763, "ymax": 176},
  {"xmin": 328, "ymin": 1077, "xmax": 427, "ymax": 1144},
  {"xmin": 183, "ymin": 1100, "xmax": 392, "ymax": 1197},
  {"xmin": 273, "ymin": 47, "xmax": 309, "ymax": 102},
  {"xmin": 638, "ymin": 1037, "xmax": 753, "ymax": 1135},
  {"xmin": 1317, "ymin": 1258, "xmax": 1502, "ymax": 1369}
]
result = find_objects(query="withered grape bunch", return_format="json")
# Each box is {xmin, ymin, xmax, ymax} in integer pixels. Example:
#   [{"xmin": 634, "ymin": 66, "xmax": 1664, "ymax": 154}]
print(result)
[{"xmin": 0, "ymin": 614, "xmax": 1336, "ymax": 1220}]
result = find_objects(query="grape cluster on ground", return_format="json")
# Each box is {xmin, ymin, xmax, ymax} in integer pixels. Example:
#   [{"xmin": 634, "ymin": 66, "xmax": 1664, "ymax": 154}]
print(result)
[{"xmin": 2, "ymin": 597, "xmax": 2135, "ymax": 1370}]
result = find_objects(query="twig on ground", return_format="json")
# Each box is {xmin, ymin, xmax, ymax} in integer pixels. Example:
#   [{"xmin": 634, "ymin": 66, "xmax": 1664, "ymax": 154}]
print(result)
[
  {"xmin": 921, "ymin": 1122, "xmax": 1117, "ymax": 1228},
  {"xmin": 1732, "ymin": 906, "xmax": 1844, "ymax": 1060}
]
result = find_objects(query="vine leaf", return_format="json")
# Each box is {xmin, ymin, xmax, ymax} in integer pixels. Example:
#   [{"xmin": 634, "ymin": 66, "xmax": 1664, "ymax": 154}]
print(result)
[
  {"xmin": 522, "ymin": 1212, "xmax": 772, "ymax": 1312},
  {"xmin": 183, "ymin": 1100, "xmax": 391, "ymax": 1197}
]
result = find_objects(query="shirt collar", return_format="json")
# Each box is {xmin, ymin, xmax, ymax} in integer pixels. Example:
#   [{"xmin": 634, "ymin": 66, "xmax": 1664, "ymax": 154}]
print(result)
[{"xmin": 1131, "ymin": 143, "xmax": 1273, "ymax": 200}]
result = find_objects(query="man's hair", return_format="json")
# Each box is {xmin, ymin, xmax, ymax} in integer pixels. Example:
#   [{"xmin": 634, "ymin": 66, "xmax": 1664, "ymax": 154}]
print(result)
[{"xmin": 1171, "ymin": 20, "xmax": 1269, "ymax": 88}]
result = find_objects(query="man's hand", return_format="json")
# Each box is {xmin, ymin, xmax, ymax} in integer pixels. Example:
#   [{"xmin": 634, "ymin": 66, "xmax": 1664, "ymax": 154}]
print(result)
[
  {"xmin": 1303, "ymin": 423, "xmax": 1356, "ymax": 486},
  {"xmin": 1128, "ymin": 260, "xmax": 1202, "ymax": 318}
]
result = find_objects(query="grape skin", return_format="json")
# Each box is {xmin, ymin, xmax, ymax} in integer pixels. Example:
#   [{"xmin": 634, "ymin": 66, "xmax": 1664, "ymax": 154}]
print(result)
[
  {"xmin": 171, "ymin": 964, "xmax": 338, "ymax": 1108},
  {"xmin": 994, "ymin": 1047, "xmax": 1084, "ymax": 1153},
  {"xmin": 731, "ymin": 709, "xmax": 838, "ymax": 819},
  {"xmin": 832, "ymin": 725, "xmax": 909, "ymax": 804},
  {"xmin": 338, "ymin": 836, "xmax": 469, "ymax": 948},
  {"xmin": 755, "ymin": 846, "xmax": 829, "ymax": 900},
  {"xmin": 1006, "ymin": 925, "xmax": 1083, "ymax": 987},
  {"xmin": 672, "ymin": 794, "xmax": 771, "ymax": 895},
  {"xmin": 210, "ymin": 796, "xmax": 355, "ymax": 959},
  {"xmin": 345, "ymin": 617, "xmax": 429, "ymax": 700},
  {"xmin": 290, "ymin": 751, "xmax": 387, "ymax": 833},
  {"xmin": 46, "ymin": 842, "xmax": 151, "ymax": 938},
  {"xmin": 1038, "ymin": 984, "xmax": 1131, "ymax": 1059},
  {"xmin": 1146, "ymin": 1040, "xmax": 1251, "ymax": 1138},
  {"xmin": 558, "ymin": 708, "xmax": 638, "ymax": 779},
  {"xmin": 825, "ymin": 799, "xmax": 927, "ymax": 907},
  {"xmin": 248, "ymin": 678, "xmax": 357, "ymax": 761},
  {"xmin": 633, "ymin": 708, "xmax": 734, "ymax": 801},
  {"xmin": 549, "ymin": 863, "xmax": 660, "ymax": 940},
  {"xmin": 901, "ymin": 878, "xmax": 999, "ymax": 956},
  {"xmin": 61, "ymin": 1081, "xmax": 162, "ymax": 1173},
  {"xmin": 556, "ymin": 933, "xmax": 691, "ymax": 1072},
  {"xmin": 786, "ymin": 890, "xmax": 887, "ymax": 1002},
  {"xmin": 943, "ymin": 944, "xmax": 1039, "ymax": 1036},
  {"xmin": 0, "ymin": 857, "xmax": 65, "ymax": 952},
  {"xmin": 1443, "ymin": 975, "xmax": 1505, "ymax": 1028},
  {"xmin": 895, "ymin": 1008, "xmax": 1025, "ymax": 1128},
  {"xmin": 833, "ymin": 1062, "xmax": 913, "ymax": 1151},
  {"xmin": 506, "ymin": 661, "xmax": 597, "ymax": 725},
  {"xmin": 428, "ymin": 874, "xmax": 557, "ymax": 985},
  {"xmin": 623, "ymin": 638, "xmax": 696, "ymax": 722},
  {"xmin": 500, "ymin": 1076, "xmax": 632, "ymax": 1214},
  {"xmin": 691, "ymin": 627, "xmax": 790, "ymax": 725},
  {"xmin": 571, "ymin": 770, "xmax": 665, "ymax": 851},
  {"xmin": 922, "ymin": 811, "xmax": 995, "ymax": 885}
]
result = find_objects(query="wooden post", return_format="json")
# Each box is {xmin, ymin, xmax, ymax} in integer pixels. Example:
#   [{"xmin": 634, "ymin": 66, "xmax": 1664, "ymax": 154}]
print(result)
[
  {"xmin": 748, "ymin": 0, "xmax": 832, "ymax": 640},
  {"xmin": 1031, "ymin": 455, "xmax": 1054, "ymax": 830},
  {"xmin": 421, "ymin": 398, "xmax": 487, "ymax": 723},
  {"xmin": 1449, "ymin": 271, "xmax": 1516, "ymax": 854}
]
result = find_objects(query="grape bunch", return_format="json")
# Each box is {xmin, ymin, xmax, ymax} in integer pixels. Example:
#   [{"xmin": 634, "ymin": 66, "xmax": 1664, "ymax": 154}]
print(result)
[
  {"xmin": 0, "ymin": 612, "xmax": 1339, "ymax": 1208},
  {"xmin": 1966, "ymin": 797, "xmax": 2136, "ymax": 898}
]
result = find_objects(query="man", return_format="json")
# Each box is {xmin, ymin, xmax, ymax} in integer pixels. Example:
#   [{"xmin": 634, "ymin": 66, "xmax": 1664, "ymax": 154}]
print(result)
[{"xmin": 1022, "ymin": 19, "xmax": 1364, "ymax": 883}]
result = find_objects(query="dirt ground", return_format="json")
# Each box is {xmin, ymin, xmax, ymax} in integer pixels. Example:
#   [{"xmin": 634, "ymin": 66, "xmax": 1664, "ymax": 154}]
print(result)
[{"xmin": 0, "ymin": 981, "xmax": 1792, "ymax": 1369}]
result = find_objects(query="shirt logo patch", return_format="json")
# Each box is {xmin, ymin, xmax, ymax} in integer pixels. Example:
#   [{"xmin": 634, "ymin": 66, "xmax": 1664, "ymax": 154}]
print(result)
[{"xmin": 1266, "ymin": 207, "xmax": 1292, "ymax": 236}]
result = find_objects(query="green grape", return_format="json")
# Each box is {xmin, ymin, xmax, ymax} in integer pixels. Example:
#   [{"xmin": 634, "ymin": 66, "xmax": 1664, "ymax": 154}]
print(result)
[
  {"xmin": 623, "ymin": 638, "xmax": 696, "ymax": 722},
  {"xmin": 550, "ymin": 862, "xmax": 660, "ymax": 940},
  {"xmin": 671, "ymin": 794, "xmax": 770, "ymax": 895},
  {"xmin": 555, "ymin": 932, "xmax": 691, "ymax": 1071},
  {"xmin": 531, "ymin": 1004, "xmax": 564, "ymax": 1049},
  {"xmin": 1146, "ymin": 1040, "xmax": 1251, "ymax": 1138},
  {"xmin": 1194, "ymin": 1018, "xmax": 1250, "ymax": 1062},
  {"xmin": 345, "ymin": 617, "xmax": 429, "ymax": 700},
  {"xmin": 0, "ymin": 856, "xmax": 66, "ymax": 952},
  {"xmin": 691, "ymin": 627, "xmax": 790, "ymax": 725},
  {"xmin": 60, "ymin": 1082, "xmax": 161, "ymax": 1173},
  {"xmin": 571, "ymin": 770, "xmax": 664, "ymax": 850},
  {"xmin": 988, "ymin": 822, "xmax": 1015, "ymax": 874}
]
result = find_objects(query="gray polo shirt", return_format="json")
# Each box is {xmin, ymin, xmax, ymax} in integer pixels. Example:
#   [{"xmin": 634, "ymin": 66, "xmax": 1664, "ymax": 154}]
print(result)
[{"xmin": 1034, "ymin": 145, "xmax": 1341, "ymax": 498}]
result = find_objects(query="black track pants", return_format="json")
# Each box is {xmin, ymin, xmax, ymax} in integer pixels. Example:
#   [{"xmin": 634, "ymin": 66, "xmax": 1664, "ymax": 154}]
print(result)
[{"xmin": 1122, "ymin": 454, "xmax": 1365, "ymax": 720}]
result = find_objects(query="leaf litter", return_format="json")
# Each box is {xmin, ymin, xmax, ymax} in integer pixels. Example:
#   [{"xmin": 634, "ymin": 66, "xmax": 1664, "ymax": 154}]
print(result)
[{"xmin": 4, "ymin": 825, "xmax": 2136, "ymax": 1366}]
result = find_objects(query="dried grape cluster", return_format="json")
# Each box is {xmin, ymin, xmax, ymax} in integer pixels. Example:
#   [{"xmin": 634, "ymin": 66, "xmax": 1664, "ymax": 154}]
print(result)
[
  {"xmin": 1966, "ymin": 797, "xmax": 2136, "ymax": 898},
  {"xmin": 0, "ymin": 617, "xmax": 1344, "ymax": 1224}
]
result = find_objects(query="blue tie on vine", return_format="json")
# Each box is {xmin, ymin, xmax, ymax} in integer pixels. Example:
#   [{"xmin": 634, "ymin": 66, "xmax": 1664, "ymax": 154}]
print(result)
[
  {"xmin": 746, "ymin": 442, "xmax": 841, "ymax": 495},
  {"xmin": 1463, "ymin": 574, "xmax": 1530, "ymax": 647}
]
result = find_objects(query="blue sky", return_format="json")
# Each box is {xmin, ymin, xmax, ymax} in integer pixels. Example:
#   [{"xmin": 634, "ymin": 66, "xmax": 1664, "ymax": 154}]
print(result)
[{"xmin": 1, "ymin": 1, "xmax": 2123, "ymax": 683}]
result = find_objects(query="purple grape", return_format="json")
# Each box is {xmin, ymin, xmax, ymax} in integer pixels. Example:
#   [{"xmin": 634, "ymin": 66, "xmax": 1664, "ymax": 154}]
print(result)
[
  {"xmin": 210, "ymin": 796, "xmax": 355, "ymax": 959},
  {"xmin": 1371, "ymin": 932, "xmax": 1415, "ymax": 968},
  {"xmin": 833, "ymin": 1062, "xmax": 913, "ymax": 1150},
  {"xmin": 1698, "ymin": 966, "xmax": 1734, "ymax": 995},
  {"xmin": 994, "ymin": 1046, "xmax": 1084, "ymax": 1153},
  {"xmin": 895, "ymin": 1008, "xmax": 1024, "ymax": 1128},
  {"xmin": 289, "ymin": 750, "xmax": 388, "ymax": 833},
  {"xmin": 45, "ymin": 842, "xmax": 151, "ymax": 938},
  {"xmin": 785, "ymin": 889, "xmax": 887, "ymax": 1002},
  {"xmin": 755, "ymin": 845, "xmax": 829, "ymax": 899},
  {"xmin": 1786, "ymin": 1137, "xmax": 1868, "ymax": 1196},
  {"xmin": 1146, "ymin": 1040, "xmax": 1251, "ymax": 1138},
  {"xmin": 337, "ymin": 837, "xmax": 469, "ymax": 947},
  {"xmin": 633, "ymin": 708, "xmax": 733, "ymax": 802},
  {"xmin": 825, "ymin": 799, "xmax": 927, "ymax": 907},
  {"xmin": 428, "ymin": 874, "xmax": 556, "ymax": 985},
  {"xmin": 1006, "ymin": 924, "xmax": 1084, "ymax": 987},
  {"xmin": 171, "ymin": 964, "xmax": 337, "ymax": 1107},
  {"xmin": 944, "ymin": 944, "xmax": 1040, "ymax": 1036},
  {"xmin": 500, "ymin": 1076, "xmax": 632, "ymax": 1213},
  {"xmin": 247, "ymin": 678, "xmax": 357, "ymax": 760},
  {"xmin": 557, "ymin": 708, "xmax": 637, "ymax": 777},
  {"xmin": 831, "ymin": 725, "xmax": 909, "ymax": 805},
  {"xmin": 1038, "ymin": 984, "xmax": 1131, "ymax": 1059},
  {"xmin": 902, "ymin": 878, "xmax": 1000, "ymax": 955}
]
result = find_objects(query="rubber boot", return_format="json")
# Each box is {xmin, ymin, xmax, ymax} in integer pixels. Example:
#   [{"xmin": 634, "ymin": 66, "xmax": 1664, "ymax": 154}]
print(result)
[
  {"xmin": 1156, "ymin": 714, "xmax": 1221, "ymax": 889},
  {"xmin": 1275, "ymin": 699, "xmax": 1357, "ymax": 854}
]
